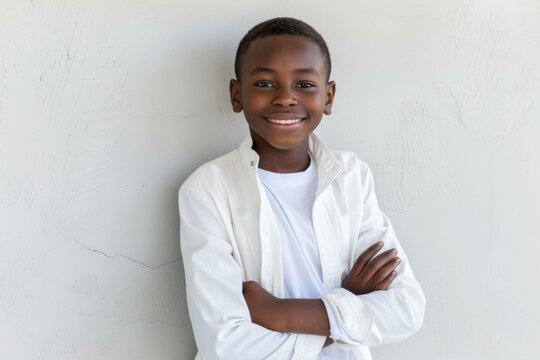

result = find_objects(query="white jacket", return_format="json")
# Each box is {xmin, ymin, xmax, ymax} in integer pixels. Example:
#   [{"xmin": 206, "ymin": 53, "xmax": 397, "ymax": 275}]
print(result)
[{"xmin": 179, "ymin": 134, "xmax": 425, "ymax": 360}]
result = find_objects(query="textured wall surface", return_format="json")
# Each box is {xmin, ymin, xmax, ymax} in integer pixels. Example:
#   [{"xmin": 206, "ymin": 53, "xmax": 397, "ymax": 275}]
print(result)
[{"xmin": 1, "ymin": 1, "xmax": 539, "ymax": 359}]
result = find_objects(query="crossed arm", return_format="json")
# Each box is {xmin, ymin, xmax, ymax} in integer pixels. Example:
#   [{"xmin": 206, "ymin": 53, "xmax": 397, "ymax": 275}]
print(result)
[
  {"xmin": 242, "ymin": 242, "xmax": 401, "ymax": 344},
  {"xmin": 180, "ymin": 172, "xmax": 425, "ymax": 358}
]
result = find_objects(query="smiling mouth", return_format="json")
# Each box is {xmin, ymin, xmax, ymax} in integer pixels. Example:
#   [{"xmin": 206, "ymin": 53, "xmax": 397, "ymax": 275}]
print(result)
[{"xmin": 266, "ymin": 118, "xmax": 303, "ymax": 125}]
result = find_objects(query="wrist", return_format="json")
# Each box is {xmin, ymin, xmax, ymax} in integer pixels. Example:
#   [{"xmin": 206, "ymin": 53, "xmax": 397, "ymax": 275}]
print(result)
[
  {"xmin": 272, "ymin": 297, "xmax": 290, "ymax": 332},
  {"xmin": 274, "ymin": 298, "xmax": 330, "ymax": 335}
]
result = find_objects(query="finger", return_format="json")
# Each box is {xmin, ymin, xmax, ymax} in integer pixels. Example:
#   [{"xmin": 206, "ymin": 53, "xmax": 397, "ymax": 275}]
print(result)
[
  {"xmin": 368, "ymin": 257, "xmax": 400, "ymax": 287},
  {"xmin": 350, "ymin": 242, "xmax": 384, "ymax": 276},
  {"xmin": 374, "ymin": 270, "xmax": 398, "ymax": 291},
  {"xmin": 362, "ymin": 248, "xmax": 398, "ymax": 280}
]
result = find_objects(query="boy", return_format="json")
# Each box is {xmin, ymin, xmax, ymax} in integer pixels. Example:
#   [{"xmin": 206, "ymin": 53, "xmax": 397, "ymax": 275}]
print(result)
[{"xmin": 179, "ymin": 17, "xmax": 425, "ymax": 360}]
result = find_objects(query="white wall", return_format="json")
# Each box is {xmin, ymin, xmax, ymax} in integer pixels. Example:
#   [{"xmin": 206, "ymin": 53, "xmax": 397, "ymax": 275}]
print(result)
[{"xmin": 1, "ymin": 1, "xmax": 539, "ymax": 359}]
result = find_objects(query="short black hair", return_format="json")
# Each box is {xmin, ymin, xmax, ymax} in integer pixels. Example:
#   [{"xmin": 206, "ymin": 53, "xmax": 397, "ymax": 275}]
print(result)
[{"xmin": 234, "ymin": 17, "xmax": 331, "ymax": 81}]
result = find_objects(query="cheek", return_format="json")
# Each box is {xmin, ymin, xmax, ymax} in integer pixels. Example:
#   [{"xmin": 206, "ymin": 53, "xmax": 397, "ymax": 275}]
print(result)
[
  {"xmin": 304, "ymin": 96, "xmax": 326, "ymax": 111},
  {"xmin": 301, "ymin": 90, "xmax": 325, "ymax": 102},
  {"xmin": 243, "ymin": 93, "xmax": 266, "ymax": 109}
]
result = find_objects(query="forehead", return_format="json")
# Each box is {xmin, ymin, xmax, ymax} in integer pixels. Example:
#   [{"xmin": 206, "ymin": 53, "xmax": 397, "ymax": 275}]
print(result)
[{"xmin": 241, "ymin": 35, "xmax": 325, "ymax": 77}]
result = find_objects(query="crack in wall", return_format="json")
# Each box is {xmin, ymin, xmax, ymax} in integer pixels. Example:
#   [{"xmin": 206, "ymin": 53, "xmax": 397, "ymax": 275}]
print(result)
[{"xmin": 74, "ymin": 239, "xmax": 181, "ymax": 270}]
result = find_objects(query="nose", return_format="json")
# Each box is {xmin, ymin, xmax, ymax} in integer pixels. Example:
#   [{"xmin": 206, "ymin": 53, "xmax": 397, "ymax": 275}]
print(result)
[{"xmin": 271, "ymin": 85, "xmax": 297, "ymax": 107}]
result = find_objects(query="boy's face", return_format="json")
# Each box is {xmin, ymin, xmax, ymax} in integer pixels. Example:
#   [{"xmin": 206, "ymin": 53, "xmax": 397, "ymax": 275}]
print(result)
[{"xmin": 230, "ymin": 35, "xmax": 335, "ymax": 153}]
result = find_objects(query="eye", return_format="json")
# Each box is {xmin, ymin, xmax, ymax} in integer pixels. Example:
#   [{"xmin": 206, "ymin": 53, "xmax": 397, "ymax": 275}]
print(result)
[
  {"xmin": 254, "ymin": 81, "xmax": 274, "ymax": 88},
  {"xmin": 296, "ymin": 82, "xmax": 316, "ymax": 89}
]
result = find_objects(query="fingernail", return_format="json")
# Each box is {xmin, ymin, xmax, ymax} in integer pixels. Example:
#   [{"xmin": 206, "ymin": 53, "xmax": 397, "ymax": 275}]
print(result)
[
  {"xmin": 392, "ymin": 271, "xmax": 397, "ymax": 277},
  {"xmin": 395, "ymin": 257, "xmax": 401, "ymax": 264},
  {"xmin": 391, "ymin": 249, "xmax": 397, "ymax": 254},
  {"xmin": 377, "ymin": 242, "xmax": 383, "ymax": 247}
]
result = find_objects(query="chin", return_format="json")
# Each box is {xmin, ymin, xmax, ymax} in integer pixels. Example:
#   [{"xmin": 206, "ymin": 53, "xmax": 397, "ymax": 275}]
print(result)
[{"xmin": 266, "ymin": 137, "xmax": 307, "ymax": 151}]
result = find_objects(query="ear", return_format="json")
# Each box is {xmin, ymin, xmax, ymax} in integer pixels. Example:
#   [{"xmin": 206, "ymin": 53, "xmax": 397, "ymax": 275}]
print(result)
[
  {"xmin": 229, "ymin": 79, "xmax": 243, "ymax": 113},
  {"xmin": 323, "ymin": 81, "xmax": 336, "ymax": 115}
]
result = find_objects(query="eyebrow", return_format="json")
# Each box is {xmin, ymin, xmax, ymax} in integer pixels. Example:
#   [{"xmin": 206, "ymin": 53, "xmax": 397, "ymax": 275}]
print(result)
[{"xmin": 249, "ymin": 66, "xmax": 320, "ymax": 76}]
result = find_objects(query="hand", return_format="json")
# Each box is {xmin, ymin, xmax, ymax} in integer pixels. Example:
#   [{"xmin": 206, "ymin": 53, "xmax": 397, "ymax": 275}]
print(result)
[
  {"xmin": 342, "ymin": 242, "xmax": 400, "ymax": 295},
  {"xmin": 242, "ymin": 281, "xmax": 284, "ymax": 331},
  {"xmin": 323, "ymin": 337, "xmax": 334, "ymax": 348}
]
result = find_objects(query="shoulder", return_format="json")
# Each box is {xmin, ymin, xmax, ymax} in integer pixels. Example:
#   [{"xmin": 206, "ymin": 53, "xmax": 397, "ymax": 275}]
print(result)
[
  {"xmin": 325, "ymin": 149, "xmax": 379, "ymax": 210},
  {"xmin": 180, "ymin": 148, "xmax": 244, "ymax": 194},
  {"xmin": 331, "ymin": 150, "xmax": 372, "ymax": 178}
]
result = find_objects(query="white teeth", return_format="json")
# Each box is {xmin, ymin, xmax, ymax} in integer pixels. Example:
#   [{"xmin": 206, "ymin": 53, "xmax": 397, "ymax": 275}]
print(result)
[{"xmin": 267, "ymin": 118, "xmax": 302, "ymax": 125}]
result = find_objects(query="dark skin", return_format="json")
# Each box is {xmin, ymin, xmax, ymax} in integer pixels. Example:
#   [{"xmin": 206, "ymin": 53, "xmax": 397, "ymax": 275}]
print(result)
[
  {"xmin": 230, "ymin": 35, "xmax": 335, "ymax": 173},
  {"xmin": 229, "ymin": 35, "xmax": 400, "ymax": 345}
]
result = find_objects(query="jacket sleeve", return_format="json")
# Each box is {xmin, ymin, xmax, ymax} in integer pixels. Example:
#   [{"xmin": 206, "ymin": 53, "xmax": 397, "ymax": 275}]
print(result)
[
  {"xmin": 321, "ymin": 162, "xmax": 426, "ymax": 349},
  {"xmin": 179, "ymin": 184, "xmax": 325, "ymax": 360}
]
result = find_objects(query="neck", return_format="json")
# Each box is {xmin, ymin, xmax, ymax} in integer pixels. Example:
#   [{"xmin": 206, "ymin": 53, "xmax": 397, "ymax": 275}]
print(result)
[{"xmin": 250, "ymin": 131, "xmax": 311, "ymax": 173}]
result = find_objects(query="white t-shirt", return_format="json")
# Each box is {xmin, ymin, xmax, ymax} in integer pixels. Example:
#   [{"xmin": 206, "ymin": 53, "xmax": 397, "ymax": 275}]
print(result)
[{"xmin": 258, "ymin": 156, "xmax": 353, "ymax": 359}]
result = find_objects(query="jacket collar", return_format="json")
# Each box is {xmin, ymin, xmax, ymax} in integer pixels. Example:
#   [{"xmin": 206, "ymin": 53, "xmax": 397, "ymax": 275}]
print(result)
[{"xmin": 238, "ymin": 133, "xmax": 343, "ymax": 194}]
